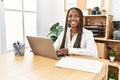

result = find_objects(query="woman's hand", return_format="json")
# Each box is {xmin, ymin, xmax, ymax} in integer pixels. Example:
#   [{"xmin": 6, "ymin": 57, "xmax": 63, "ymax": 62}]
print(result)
[{"xmin": 56, "ymin": 48, "xmax": 68, "ymax": 56}]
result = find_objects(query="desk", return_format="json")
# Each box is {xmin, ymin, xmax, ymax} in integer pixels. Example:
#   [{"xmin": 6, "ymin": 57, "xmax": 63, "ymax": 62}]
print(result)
[{"xmin": 0, "ymin": 51, "xmax": 108, "ymax": 80}]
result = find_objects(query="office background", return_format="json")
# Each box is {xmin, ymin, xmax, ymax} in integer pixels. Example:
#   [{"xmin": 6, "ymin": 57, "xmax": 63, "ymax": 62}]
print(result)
[
  {"xmin": 0, "ymin": 0, "xmax": 120, "ymax": 54},
  {"xmin": 37, "ymin": 0, "xmax": 120, "ymax": 37}
]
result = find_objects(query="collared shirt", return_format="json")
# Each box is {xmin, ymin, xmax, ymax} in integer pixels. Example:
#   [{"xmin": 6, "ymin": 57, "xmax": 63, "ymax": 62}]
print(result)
[{"xmin": 54, "ymin": 28, "xmax": 98, "ymax": 58}]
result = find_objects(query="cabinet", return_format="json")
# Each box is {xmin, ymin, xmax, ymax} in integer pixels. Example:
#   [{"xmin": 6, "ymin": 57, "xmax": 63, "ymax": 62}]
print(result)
[
  {"xmin": 83, "ymin": 15, "xmax": 113, "ymax": 59},
  {"xmin": 109, "ymin": 62, "xmax": 120, "ymax": 80},
  {"xmin": 95, "ymin": 39, "xmax": 120, "ymax": 80},
  {"xmin": 84, "ymin": 15, "xmax": 113, "ymax": 39},
  {"xmin": 84, "ymin": 15, "xmax": 120, "ymax": 80},
  {"xmin": 96, "ymin": 42, "xmax": 108, "ymax": 59}
]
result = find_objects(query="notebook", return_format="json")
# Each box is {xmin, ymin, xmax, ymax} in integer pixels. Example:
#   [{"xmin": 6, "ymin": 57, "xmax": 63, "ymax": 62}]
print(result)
[{"xmin": 26, "ymin": 36, "xmax": 62, "ymax": 59}]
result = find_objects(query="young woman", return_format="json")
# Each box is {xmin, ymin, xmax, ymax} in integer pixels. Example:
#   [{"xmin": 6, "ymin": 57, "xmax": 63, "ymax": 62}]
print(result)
[{"xmin": 54, "ymin": 7, "xmax": 98, "ymax": 58}]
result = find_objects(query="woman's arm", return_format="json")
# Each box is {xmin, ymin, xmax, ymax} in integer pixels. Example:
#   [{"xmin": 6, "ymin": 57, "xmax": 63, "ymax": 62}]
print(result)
[
  {"xmin": 53, "ymin": 31, "xmax": 64, "ymax": 50},
  {"xmin": 68, "ymin": 31, "xmax": 98, "ymax": 58}
]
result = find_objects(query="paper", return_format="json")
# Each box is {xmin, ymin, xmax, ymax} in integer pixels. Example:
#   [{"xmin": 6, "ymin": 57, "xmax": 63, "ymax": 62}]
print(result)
[{"xmin": 55, "ymin": 57, "xmax": 103, "ymax": 73}]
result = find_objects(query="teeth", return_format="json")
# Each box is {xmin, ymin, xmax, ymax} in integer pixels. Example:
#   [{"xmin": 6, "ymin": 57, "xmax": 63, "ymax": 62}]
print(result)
[{"xmin": 71, "ymin": 22, "xmax": 76, "ymax": 24}]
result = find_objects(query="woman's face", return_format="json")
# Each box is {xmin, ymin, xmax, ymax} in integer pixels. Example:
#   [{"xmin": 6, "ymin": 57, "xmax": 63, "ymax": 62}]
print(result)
[{"xmin": 67, "ymin": 9, "xmax": 80, "ymax": 28}]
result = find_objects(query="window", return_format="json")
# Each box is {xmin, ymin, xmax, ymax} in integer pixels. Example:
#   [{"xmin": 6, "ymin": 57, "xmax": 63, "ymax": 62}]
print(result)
[{"xmin": 3, "ymin": 0, "xmax": 37, "ymax": 51}]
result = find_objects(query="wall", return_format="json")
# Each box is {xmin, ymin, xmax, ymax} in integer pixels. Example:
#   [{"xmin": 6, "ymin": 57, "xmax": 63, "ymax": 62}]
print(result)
[
  {"xmin": 111, "ymin": 0, "xmax": 120, "ymax": 20},
  {"xmin": 0, "ymin": 1, "xmax": 6, "ymax": 54},
  {"xmin": 37, "ymin": 0, "xmax": 65, "ymax": 37},
  {"xmin": 37, "ymin": 0, "xmax": 120, "ymax": 37},
  {"xmin": 0, "ymin": 2, "xmax": 2, "ymax": 53}
]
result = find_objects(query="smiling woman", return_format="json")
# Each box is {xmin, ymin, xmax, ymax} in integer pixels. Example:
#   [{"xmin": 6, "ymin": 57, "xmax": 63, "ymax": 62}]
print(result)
[{"xmin": 54, "ymin": 7, "xmax": 98, "ymax": 58}]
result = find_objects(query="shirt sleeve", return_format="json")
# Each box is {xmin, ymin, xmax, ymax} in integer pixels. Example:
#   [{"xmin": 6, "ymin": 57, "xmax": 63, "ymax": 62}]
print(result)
[
  {"xmin": 68, "ymin": 31, "xmax": 98, "ymax": 58},
  {"xmin": 53, "ymin": 31, "xmax": 64, "ymax": 50}
]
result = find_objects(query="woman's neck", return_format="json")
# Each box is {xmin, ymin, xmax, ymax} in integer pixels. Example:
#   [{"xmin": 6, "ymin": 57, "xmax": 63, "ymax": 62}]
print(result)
[
  {"xmin": 70, "ymin": 28, "xmax": 78, "ymax": 40},
  {"xmin": 70, "ymin": 28, "xmax": 78, "ymax": 33}
]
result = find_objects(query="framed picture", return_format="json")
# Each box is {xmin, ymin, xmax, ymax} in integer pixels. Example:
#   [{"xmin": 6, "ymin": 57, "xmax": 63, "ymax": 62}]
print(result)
[
  {"xmin": 64, "ymin": 0, "xmax": 77, "ymax": 12},
  {"xmin": 64, "ymin": 0, "xmax": 111, "ymax": 14},
  {"xmin": 64, "ymin": 0, "xmax": 87, "ymax": 12},
  {"xmin": 86, "ymin": 0, "xmax": 102, "ymax": 9}
]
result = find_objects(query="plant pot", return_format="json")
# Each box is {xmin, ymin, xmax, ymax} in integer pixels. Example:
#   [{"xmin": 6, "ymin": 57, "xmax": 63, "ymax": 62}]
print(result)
[
  {"xmin": 110, "ymin": 56, "xmax": 115, "ymax": 62},
  {"xmin": 109, "ymin": 78, "xmax": 115, "ymax": 80}
]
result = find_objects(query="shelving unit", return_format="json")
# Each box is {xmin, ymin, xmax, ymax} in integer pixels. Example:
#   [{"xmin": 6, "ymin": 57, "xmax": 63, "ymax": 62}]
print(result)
[
  {"xmin": 96, "ymin": 39, "xmax": 120, "ymax": 80},
  {"xmin": 95, "ymin": 38, "xmax": 120, "ymax": 43},
  {"xmin": 109, "ymin": 62, "xmax": 120, "ymax": 80},
  {"xmin": 84, "ymin": 15, "xmax": 120, "ymax": 80},
  {"xmin": 84, "ymin": 15, "xmax": 113, "ymax": 39}
]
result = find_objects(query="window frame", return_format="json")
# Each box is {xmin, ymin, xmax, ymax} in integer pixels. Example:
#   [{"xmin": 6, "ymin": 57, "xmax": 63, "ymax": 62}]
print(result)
[{"xmin": 0, "ymin": 0, "xmax": 37, "ymax": 53}]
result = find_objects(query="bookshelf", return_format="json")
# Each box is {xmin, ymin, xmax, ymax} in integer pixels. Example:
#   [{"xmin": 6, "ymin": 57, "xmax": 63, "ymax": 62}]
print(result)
[{"xmin": 84, "ymin": 15, "xmax": 120, "ymax": 80}]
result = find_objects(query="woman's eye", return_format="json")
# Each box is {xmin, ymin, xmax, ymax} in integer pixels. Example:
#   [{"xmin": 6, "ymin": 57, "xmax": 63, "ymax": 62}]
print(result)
[
  {"xmin": 75, "ymin": 15, "xmax": 79, "ymax": 17},
  {"xmin": 68, "ymin": 15, "xmax": 72, "ymax": 18},
  {"xmin": 68, "ymin": 15, "xmax": 79, "ymax": 18}
]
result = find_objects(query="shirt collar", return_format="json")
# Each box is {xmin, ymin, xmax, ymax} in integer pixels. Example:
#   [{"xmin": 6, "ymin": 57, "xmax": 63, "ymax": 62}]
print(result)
[{"xmin": 67, "ymin": 27, "xmax": 85, "ymax": 33}]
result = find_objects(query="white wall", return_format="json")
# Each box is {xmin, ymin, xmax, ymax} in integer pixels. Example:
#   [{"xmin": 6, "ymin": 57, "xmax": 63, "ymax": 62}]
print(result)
[
  {"xmin": 37, "ymin": 0, "xmax": 120, "ymax": 37},
  {"xmin": 111, "ymin": 0, "xmax": 120, "ymax": 20},
  {"xmin": 37, "ymin": 0, "xmax": 65, "ymax": 37},
  {"xmin": 0, "ymin": 1, "xmax": 6, "ymax": 54},
  {"xmin": 0, "ymin": 2, "xmax": 2, "ymax": 53}
]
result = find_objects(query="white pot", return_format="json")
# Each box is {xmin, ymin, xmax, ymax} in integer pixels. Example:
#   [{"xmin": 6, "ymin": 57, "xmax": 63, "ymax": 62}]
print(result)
[
  {"xmin": 110, "ymin": 56, "xmax": 115, "ymax": 62},
  {"xmin": 109, "ymin": 78, "xmax": 115, "ymax": 80}
]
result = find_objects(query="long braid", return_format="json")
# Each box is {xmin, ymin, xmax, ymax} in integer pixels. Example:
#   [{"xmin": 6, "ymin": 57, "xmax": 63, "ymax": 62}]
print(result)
[
  {"xmin": 73, "ymin": 8, "xmax": 83, "ymax": 48},
  {"xmin": 60, "ymin": 8, "xmax": 72, "ymax": 49}
]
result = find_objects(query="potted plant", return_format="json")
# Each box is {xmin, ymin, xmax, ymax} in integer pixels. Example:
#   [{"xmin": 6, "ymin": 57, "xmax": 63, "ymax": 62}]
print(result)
[
  {"xmin": 47, "ymin": 22, "xmax": 63, "ymax": 43},
  {"xmin": 109, "ymin": 49, "xmax": 116, "ymax": 62},
  {"xmin": 108, "ymin": 71, "xmax": 116, "ymax": 80}
]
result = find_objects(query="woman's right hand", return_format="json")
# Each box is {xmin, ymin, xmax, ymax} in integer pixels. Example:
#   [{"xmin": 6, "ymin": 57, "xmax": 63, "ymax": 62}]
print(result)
[{"xmin": 56, "ymin": 48, "xmax": 68, "ymax": 56}]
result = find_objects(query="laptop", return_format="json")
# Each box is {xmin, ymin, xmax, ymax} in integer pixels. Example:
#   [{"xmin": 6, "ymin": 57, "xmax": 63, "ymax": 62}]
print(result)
[{"xmin": 26, "ymin": 36, "xmax": 63, "ymax": 59}]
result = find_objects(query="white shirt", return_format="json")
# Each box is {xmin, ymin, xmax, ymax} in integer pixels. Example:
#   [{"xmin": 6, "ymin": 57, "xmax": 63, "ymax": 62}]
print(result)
[{"xmin": 54, "ymin": 28, "xmax": 98, "ymax": 58}]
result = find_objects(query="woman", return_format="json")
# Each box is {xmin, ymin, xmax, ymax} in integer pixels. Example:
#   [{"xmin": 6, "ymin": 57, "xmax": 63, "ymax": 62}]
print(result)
[{"xmin": 54, "ymin": 7, "xmax": 98, "ymax": 58}]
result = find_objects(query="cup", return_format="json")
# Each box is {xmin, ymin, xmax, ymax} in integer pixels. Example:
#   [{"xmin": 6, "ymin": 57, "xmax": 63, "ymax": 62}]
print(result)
[{"xmin": 14, "ymin": 44, "xmax": 25, "ymax": 56}]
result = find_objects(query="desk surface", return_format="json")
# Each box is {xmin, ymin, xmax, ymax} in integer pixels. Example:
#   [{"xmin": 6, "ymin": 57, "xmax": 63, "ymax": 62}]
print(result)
[{"xmin": 0, "ymin": 51, "xmax": 109, "ymax": 80}]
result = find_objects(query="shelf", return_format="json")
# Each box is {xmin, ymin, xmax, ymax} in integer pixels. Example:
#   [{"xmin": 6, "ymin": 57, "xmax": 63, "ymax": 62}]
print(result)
[
  {"xmin": 84, "ymin": 15, "xmax": 113, "ymax": 39},
  {"xmin": 95, "ymin": 38, "xmax": 120, "ymax": 43},
  {"xmin": 84, "ymin": 14, "xmax": 113, "ymax": 17},
  {"xmin": 87, "ymin": 15, "xmax": 120, "ymax": 80},
  {"xmin": 109, "ymin": 61, "xmax": 120, "ymax": 68},
  {"xmin": 108, "ymin": 62, "xmax": 120, "ymax": 80}
]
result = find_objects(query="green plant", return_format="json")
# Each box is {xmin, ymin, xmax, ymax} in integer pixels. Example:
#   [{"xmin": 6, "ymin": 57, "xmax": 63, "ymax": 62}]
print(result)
[
  {"xmin": 108, "ymin": 71, "xmax": 116, "ymax": 79},
  {"xmin": 47, "ymin": 22, "xmax": 63, "ymax": 43},
  {"xmin": 109, "ymin": 49, "xmax": 116, "ymax": 57}
]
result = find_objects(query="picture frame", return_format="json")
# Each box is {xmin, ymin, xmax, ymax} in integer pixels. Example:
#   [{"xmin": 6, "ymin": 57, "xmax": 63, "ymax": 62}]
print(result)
[{"xmin": 64, "ymin": 0, "xmax": 111, "ymax": 14}]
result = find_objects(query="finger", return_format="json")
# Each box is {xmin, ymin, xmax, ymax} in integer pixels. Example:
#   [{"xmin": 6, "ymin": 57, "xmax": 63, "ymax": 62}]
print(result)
[
  {"xmin": 56, "ymin": 50, "xmax": 61, "ymax": 53},
  {"xmin": 60, "ymin": 51, "xmax": 63, "ymax": 53}
]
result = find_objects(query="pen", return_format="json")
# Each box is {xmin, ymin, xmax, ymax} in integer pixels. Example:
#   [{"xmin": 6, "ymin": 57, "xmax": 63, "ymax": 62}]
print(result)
[
  {"xmin": 13, "ymin": 43, "xmax": 18, "ymax": 49},
  {"xmin": 17, "ymin": 41, "xmax": 22, "ymax": 48},
  {"xmin": 17, "ymin": 41, "xmax": 20, "ymax": 45}
]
